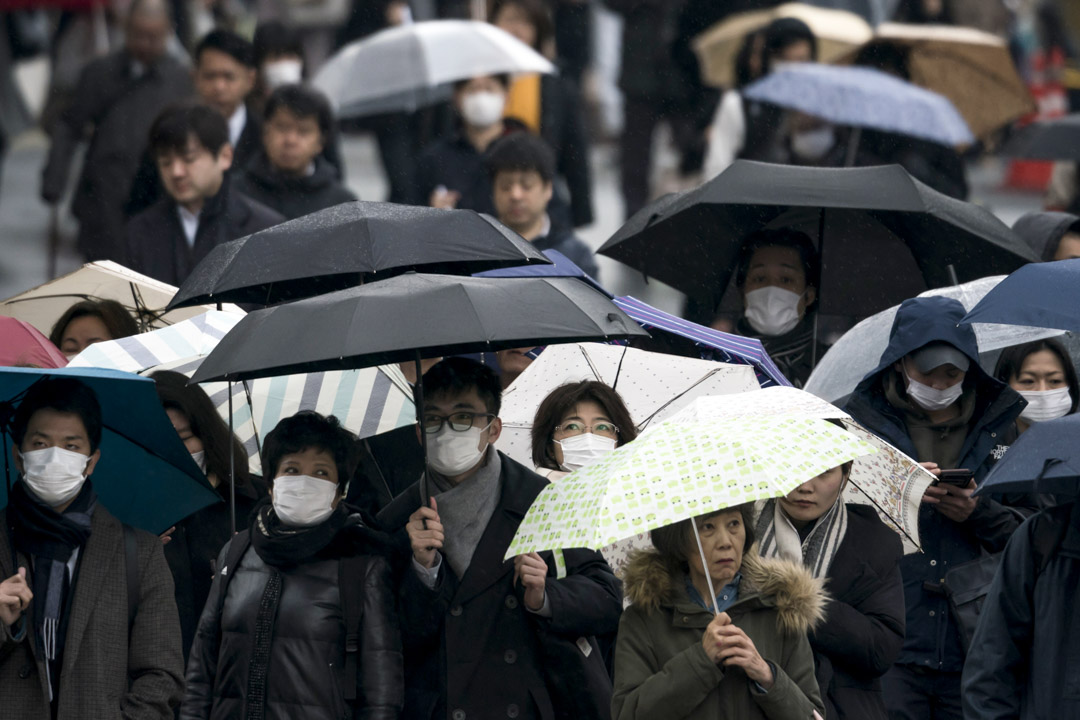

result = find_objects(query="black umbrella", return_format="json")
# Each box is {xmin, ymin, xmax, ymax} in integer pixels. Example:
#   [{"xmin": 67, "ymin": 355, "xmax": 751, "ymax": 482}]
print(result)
[
  {"xmin": 167, "ymin": 201, "xmax": 552, "ymax": 309},
  {"xmin": 598, "ymin": 161, "xmax": 1037, "ymax": 316},
  {"xmin": 1001, "ymin": 113, "xmax": 1080, "ymax": 161}
]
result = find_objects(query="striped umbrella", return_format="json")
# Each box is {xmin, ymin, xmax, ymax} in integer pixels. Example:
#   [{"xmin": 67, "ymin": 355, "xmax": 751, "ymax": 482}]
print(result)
[{"xmin": 68, "ymin": 312, "xmax": 415, "ymax": 474}]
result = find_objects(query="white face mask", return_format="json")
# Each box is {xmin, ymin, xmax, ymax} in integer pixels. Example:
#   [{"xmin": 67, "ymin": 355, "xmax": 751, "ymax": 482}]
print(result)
[
  {"xmin": 791, "ymin": 126, "xmax": 836, "ymax": 161},
  {"xmin": 19, "ymin": 446, "xmax": 90, "ymax": 508},
  {"xmin": 556, "ymin": 433, "xmax": 617, "ymax": 472},
  {"xmin": 744, "ymin": 286, "xmax": 803, "ymax": 336},
  {"xmin": 461, "ymin": 91, "xmax": 506, "ymax": 128},
  {"xmin": 262, "ymin": 59, "xmax": 303, "ymax": 89},
  {"xmin": 427, "ymin": 424, "xmax": 489, "ymax": 476},
  {"xmin": 1019, "ymin": 387, "xmax": 1072, "ymax": 423},
  {"xmin": 272, "ymin": 475, "xmax": 338, "ymax": 527},
  {"xmin": 191, "ymin": 450, "xmax": 207, "ymax": 474},
  {"xmin": 904, "ymin": 365, "xmax": 964, "ymax": 413}
]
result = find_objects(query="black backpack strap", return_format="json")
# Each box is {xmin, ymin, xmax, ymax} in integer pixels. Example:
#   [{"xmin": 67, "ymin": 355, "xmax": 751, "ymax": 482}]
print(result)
[
  {"xmin": 339, "ymin": 555, "xmax": 365, "ymax": 702},
  {"xmin": 216, "ymin": 530, "xmax": 252, "ymax": 615},
  {"xmin": 124, "ymin": 524, "xmax": 138, "ymax": 635}
]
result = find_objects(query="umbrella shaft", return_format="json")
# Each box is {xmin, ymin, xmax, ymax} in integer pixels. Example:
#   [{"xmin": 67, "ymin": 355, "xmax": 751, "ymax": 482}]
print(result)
[{"xmin": 691, "ymin": 521, "xmax": 720, "ymax": 615}]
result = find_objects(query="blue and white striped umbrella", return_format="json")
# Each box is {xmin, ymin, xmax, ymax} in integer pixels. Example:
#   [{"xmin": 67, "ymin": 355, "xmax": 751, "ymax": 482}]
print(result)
[
  {"xmin": 68, "ymin": 312, "xmax": 415, "ymax": 474},
  {"xmin": 742, "ymin": 63, "xmax": 974, "ymax": 147}
]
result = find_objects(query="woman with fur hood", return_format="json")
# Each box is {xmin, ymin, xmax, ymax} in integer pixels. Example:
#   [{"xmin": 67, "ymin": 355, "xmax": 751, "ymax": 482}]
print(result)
[{"xmin": 612, "ymin": 502, "xmax": 826, "ymax": 720}]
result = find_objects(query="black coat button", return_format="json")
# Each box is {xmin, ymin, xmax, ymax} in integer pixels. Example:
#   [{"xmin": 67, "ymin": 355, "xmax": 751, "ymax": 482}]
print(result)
[
  {"xmin": 18, "ymin": 663, "xmax": 33, "ymax": 679},
  {"xmin": 449, "ymin": 605, "xmax": 463, "ymax": 617},
  {"xmin": 505, "ymin": 595, "xmax": 519, "ymax": 609},
  {"xmin": 504, "ymin": 649, "xmax": 517, "ymax": 664},
  {"xmin": 507, "ymin": 704, "xmax": 519, "ymax": 718},
  {"xmin": 452, "ymin": 710, "xmax": 466, "ymax": 720}
]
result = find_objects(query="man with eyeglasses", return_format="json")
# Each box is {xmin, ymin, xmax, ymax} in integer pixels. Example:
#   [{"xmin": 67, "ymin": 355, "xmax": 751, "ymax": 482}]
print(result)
[{"xmin": 377, "ymin": 358, "xmax": 623, "ymax": 720}]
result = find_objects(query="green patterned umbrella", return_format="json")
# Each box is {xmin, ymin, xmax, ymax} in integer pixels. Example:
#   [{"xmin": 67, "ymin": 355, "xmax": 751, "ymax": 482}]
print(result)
[{"xmin": 505, "ymin": 414, "xmax": 876, "ymax": 560}]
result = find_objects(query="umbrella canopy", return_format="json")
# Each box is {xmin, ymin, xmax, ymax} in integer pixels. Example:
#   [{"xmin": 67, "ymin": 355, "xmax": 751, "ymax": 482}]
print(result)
[
  {"xmin": 0, "ymin": 316, "xmax": 67, "ymax": 368},
  {"xmin": 1001, "ymin": 113, "xmax": 1080, "ymax": 161},
  {"xmin": 191, "ymin": 274, "xmax": 649, "ymax": 383},
  {"xmin": 692, "ymin": 3, "xmax": 873, "ymax": 89},
  {"xmin": 495, "ymin": 342, "xmax": 761, "ymax": 466},
  {"xmin": 662, "ymin": 387, "xmax": 940, "ymax": 552},
  {"xmin": 504, "ymin": 400, "xmax": 876, "ymax": 559},
  {"xmin": 850, "ymin": 23, "xmax": 1034, "ymax": 142},
  {"xmin": 806, "ymin": 276, "xmax": 1064, "ymax": 403},
  {"xmin": 598, "ymin": 160, "xmax": 1036, "ymax": 312},
  {"xmin": 1, "ymin": 261, "xmax": 244, "ymax": 336},
  {"xmin": 961, "ymin": 259, "xmax": 1080, "ymax": 334},
  {"xmin": 0, "ymin": 367, "xmax": 219, "ymax": 534},
  {"xmin": 742, "ymin": 64, "xmax": 974, "ymax": 147},
  {"xmin": 168, "ymin": 202, "xmax": 552, "ymax": 310},
  {"xmin": 976, "ymin": 414, "xmax": 1080, "ymax": 496},
  {"xmin": 66, "ymin": 312, "xmax": 416, "ymax": 474},
  {"xmin": 313, "ymin": 20, "xmax": 555, "ymax": 118}
]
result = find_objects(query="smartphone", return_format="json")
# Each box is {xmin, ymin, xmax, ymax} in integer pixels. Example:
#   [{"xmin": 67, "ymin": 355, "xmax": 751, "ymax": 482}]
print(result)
[{"xmin": 936, "ymin": 469, "xmax": 974, "ymax": 487}]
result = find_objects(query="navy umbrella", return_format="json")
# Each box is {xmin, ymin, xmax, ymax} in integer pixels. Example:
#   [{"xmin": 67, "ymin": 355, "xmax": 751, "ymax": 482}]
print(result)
[
  {"xmin": 0, "ymin": 367, "xmax": 220, "ymax": 534},
  {"xmin": 961, "ymin": 259, "xmax": 1080, "ymax": 333},
  {"xmin": 976, "ymin": 414, "xmax": 1080, "ymax": 497}
]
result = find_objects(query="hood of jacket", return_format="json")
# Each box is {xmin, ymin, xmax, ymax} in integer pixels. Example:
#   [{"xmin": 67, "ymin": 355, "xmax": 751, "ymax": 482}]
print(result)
[
  {"xmin": 244, "ymin": 152, "xmax": 340, "ymax": 194},
  {"xmin": 622, "ymin": 548, "xmax": 826, "ymax": 636},
  {"xmin": 1013, "ymin": 211, "xmax": 1080, "ymax": 262}
]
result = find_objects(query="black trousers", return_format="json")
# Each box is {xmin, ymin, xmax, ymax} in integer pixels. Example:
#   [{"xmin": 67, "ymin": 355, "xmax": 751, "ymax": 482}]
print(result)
[{"xmin": 881, "ymin": 664, "xmax": 964, "ymax": 720}]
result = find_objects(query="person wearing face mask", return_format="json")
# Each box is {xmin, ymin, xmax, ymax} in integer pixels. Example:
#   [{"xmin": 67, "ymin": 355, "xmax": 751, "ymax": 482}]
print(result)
[
  {"xmin": 377, "ymin": 358, "xmax": 623, "ymax": 720},
  {"xmin": 0, "ymin": 378, "xmax": 184, "ymax": 717},
  {"xmin": 726, "ymin": 229, "xmax": 825, "ymax": 388},
  {"xmin": 994, "ymin": 339, "xmax": 1079, "ymax": 436},
  {"xmin": 152, "ymin": 370, "xmax": 265, "ymax": 663},
  {"xmin": 843, "ymin": 296, "xmax": 1031, "ymax": 720},
  {"xmin": 755, "ymin": 443, "xmax": 905, "ymax": 720},
  {"xmin": 182, "ymin": 411, "xmax": 403, "ymax": 719}
]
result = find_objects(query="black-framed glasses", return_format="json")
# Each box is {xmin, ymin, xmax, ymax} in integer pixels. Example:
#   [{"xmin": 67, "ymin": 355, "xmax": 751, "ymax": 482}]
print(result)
[
  {"xmin": 422, "ymin": 411, "xmax": 496, "ymax": 434},
  {"xmin": 553, "ymin": 421, "xmax": 620, "ymax": 439}
]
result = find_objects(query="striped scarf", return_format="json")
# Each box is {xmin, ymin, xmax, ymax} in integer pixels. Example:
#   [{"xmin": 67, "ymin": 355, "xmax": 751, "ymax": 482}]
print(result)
[{"xmin": 755, "ymin": 497, "xmax": 848, "ymax": 579}]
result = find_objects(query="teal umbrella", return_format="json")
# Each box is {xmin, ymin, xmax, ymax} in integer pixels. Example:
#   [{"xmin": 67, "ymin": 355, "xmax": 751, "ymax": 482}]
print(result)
[{"xmin": 0, "ymin": 367, "xmax": 220, "ymax": 534}]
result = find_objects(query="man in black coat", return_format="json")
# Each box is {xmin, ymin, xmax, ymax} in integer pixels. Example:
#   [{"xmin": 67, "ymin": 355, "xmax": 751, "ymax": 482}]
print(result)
[
  {"xmin": 39, "ymin": 0, "xmax": 192, "ymax": 262},
  {"xmin": 234, "ymin": 84, "xmax": 356, "ymax": 220},
  {"xmin": 377, "ymin": 358, "xmax": 623, "ymax": 720},
  {"xmin": 126, "ymin": 104, "xmax": 284, "ymax": 287}
]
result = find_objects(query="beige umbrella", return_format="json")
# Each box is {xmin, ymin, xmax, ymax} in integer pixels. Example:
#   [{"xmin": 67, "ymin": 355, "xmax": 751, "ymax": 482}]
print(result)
[
  {"xmin": 0, "ymin": 261, "xmax": 244, "ymax": 337},
  {"xmin": 851, "ymin": 23, "xmax": 1034, "ymax": 142},
  {"xmin": 693, "ymin": 3, "xmax": 873, "ymax": 89}
]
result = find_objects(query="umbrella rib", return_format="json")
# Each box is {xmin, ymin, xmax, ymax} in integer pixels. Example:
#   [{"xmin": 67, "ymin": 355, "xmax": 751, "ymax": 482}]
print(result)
[
  {"xmin": 579, "ymin": 345, "xmax": 603, "ymax": 383},
  {"xmin": 846, "ymin": 479, "xmax": 920, "ymax": 549}
]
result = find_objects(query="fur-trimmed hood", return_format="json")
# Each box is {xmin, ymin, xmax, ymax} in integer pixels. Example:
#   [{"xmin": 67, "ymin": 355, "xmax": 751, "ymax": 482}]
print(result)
[{"xmin": 623, "ymin": 547, "xmax": 827, "ymax": 635}]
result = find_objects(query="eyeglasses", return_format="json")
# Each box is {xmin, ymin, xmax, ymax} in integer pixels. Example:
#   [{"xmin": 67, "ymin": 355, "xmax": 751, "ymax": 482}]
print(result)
[
  {"xmin": 553, "ymin": 421, "xmax": 620, "ymax": 439},
  {"xmin": 422, "ymin": 412, "xmax": 495, "ymax": 434}
]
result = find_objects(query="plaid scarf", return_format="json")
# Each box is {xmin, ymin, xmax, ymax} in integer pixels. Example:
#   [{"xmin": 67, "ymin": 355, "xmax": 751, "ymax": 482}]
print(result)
[{"xmin": 755, "ymin": 496, "xmax": 848, "ymax": 579}]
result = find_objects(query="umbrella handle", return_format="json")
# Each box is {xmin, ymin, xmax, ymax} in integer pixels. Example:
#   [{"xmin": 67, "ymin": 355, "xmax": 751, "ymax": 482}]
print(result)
[{"xmin": 691, "ymin": 520, "xmax": 720, "ymax": 615}]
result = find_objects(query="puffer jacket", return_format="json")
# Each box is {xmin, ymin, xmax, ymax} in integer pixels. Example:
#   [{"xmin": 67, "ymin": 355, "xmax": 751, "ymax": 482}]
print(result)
[
  {"xmin": 612, "ymin": 550, "xmax": 826, "ymax": 720},
  {"xmin": 180, "ymin": 514, "xmax": 403, "ymax": 720}
]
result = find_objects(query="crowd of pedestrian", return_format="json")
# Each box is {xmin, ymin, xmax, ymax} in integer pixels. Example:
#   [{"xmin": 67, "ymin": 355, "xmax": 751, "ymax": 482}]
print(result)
[{"xmin": 2, "ymin": 1, "xmax": 1080, "ymax": 719}]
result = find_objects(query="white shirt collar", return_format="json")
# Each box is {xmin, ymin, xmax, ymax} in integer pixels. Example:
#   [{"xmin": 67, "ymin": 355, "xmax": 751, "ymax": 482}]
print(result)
[
  {"xmin": 227, "ymin": 104, "xmax": 247, "ymax": 148},
  {"xmin": 177, "ymin": 206, "xmax": 200, "ymax": 248},
  {"xmin": 536, "ymin": 214, "xmax": 551, "ymax": 240}
]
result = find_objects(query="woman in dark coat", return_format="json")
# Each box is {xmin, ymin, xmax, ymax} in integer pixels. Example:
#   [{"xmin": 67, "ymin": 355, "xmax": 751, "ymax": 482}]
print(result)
[
  {"xmin": 181, "ymin": 411, "xmax": 403, "ymax": 719},
  {"xmin": 755, "ymin": 448, "xmax": 905, "ymax": 720}
]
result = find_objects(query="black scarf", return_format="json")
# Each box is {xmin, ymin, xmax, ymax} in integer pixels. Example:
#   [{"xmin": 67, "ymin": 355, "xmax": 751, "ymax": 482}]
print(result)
[
  {"xmin": 9, "ymin": 480, "xmax": 96, "ymax": 698},
  {"xmin": 249, "ymin": 500, "xmax": 349, "ymax": 569}
]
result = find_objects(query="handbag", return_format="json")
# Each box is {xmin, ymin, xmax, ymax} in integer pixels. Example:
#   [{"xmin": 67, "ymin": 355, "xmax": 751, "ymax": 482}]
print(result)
[{"xmin": 534, "ymin": 628, "xmax": 613, "ymax": 720}]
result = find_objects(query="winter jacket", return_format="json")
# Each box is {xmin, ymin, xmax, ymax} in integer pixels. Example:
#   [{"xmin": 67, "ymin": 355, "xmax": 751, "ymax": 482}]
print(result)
[
  {"xmin": 126, "ymin": 177, "xmax": 285, "ymax": 287},
  {"xmin": 0, "ymin": 505, "xmax": 184, "ymax": 719},
  {"xmin": 842, "ymin": 295, "xmax": 1027, "ymax": 672},
  {"xmin": 961, "ymin": 501, "xmax": 1080, "ymax": 719},
  {"xmin": 612, "ymin": 549, "xmax": 826, "ymax": 720},
  {"xmin": 1012, "ymin": 210, "xmax": 1080, "ymax": 262},
  {"xmin": 234, "ymin": 152, "xmax": 357, "ymax": 221},
  {"xmin": 811, "ymin": 505, "xmax": 905, "ymax": 720},
  {"xmin": 377, "ymin": 452, "xmax": 624, "ymax": 720},
  {"xmin": 181, "ymin": 514, "xmax": 403, "ymax": 720}
]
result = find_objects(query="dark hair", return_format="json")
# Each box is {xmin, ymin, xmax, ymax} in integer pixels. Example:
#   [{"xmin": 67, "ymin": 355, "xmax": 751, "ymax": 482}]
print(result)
[
  {"xmin": 733, "ymin": 30, "xmax": 765, "ymax": 89},
  {"xmin": 994, "ymin": 338, "xmax": 1080, "ymax": 414},
  {"xmin": 149, "ymin": 103, "xmax": 230, "ymax": 158},
  {"xmin": 253, "ymin": 20, "xmax": 303, "ymax": 66},
  {"xmin": 195, "ymin": 28, "xmax": 256, "ymax": 68},
  {"xmin": 531, "ymin": 381, "xmax": 637, "ymax": 470},
  {"xmin": 762, "ymin": 17, "xmax": 817, "ymax": 72},
  {"xmin": 452, "ymin": 74, "xmax": 511, "ymax": 92},
  {"xmin": 419, "ymin": 357, "xmax": 502, "ymax": 416},
  {"xmin": 12, "ymin": 378, "xmax": 103, "ymax": 453},
  {"xmin": 152, "ymin": 370, "xmax": 251, "ymax": 488},
  {"xmin": 49, "ymin": 299, "xmax": 139, "ymax": 348},
  {"xmin": 486, "ymin": 132, "xmax": 556, "ymax": 183},
  {"xmin": 264, "ymin": 84, "xmax": 334, "ymax": 138},
  {"xmin": 853, "ymin": 42, "xmax": 911, "ymax": 80},
  {"xmin": 262, "ymin": 411, "xmax": 358, "ymax": 489},
  {"xmin": 490, "ymin": 0, "xmax": 554, "ymax": 52},
  {"xmin": 734, "ymin": 228, "xmax": 820, "ymax": 289},
  {"xmin": 651, "ymin": 502, "xmax": 757, "ymax": 569}
]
